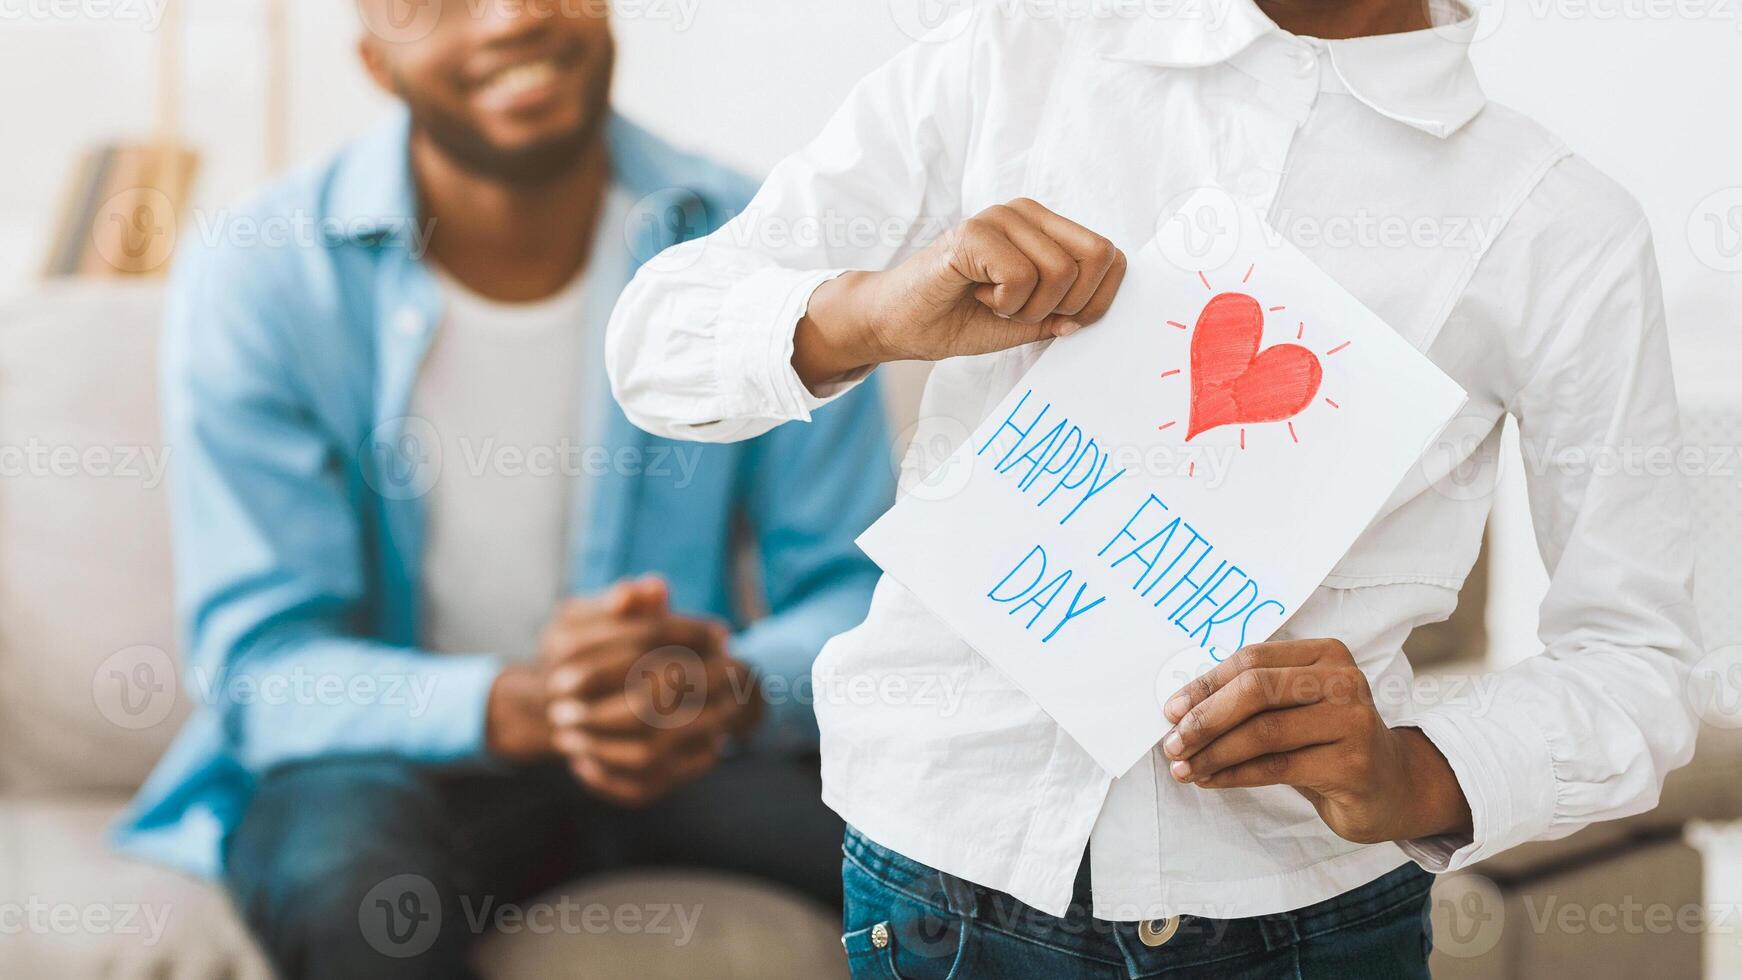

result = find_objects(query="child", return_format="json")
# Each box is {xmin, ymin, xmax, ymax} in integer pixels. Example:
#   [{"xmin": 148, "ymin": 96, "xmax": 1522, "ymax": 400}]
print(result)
[{"xmin": 607, "ymin": 1, "xmax": 1699, "ymax": 975}]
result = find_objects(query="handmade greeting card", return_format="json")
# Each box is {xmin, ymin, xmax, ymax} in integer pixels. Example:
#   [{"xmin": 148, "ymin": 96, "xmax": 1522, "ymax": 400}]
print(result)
[{"xmin": 857, "ymin": 189, "xmax": 1469, "ymax": 776}]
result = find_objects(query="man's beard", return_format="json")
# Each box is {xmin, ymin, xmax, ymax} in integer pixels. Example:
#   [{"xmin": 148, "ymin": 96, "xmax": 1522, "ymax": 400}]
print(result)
[{"xmin": 398, "ymin": 60, "xmax": 611, "ymax": 186}]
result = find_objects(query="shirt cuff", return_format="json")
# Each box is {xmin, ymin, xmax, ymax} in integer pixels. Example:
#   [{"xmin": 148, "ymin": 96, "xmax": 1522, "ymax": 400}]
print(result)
[
  {"xmin": 398, "ymin": 653, "xmax": 503, "ymax": 762},
  {"xmin": 715, "ymin": 267, "xmax": 864, "ymax": 425},
  {"xmin": 727, "ymin": 629, "xmax": 820, "ymax": 755},
  {"xmin": 1395, "ymin": 704, "xmax": 1559, "ymax": 872}
]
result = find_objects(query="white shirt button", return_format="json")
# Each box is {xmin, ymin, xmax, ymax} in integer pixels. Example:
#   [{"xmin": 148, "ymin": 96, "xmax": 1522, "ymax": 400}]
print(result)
[
  {"xmin": 1294, "ymin": 48, "xmax": 1318, "ymax": 76},
  {"xmin": 394, "ymin": 308, "xmax": 427, "ymax": 336}
]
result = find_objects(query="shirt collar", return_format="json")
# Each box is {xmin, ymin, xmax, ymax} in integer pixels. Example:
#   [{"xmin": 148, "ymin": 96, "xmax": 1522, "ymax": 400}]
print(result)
[
  {"xmin": 1088, "ymin": 0, "xmax": 1487, "ymax": 139},
  {"xmin": 323, "ymin": 107, "xmax": 667, "ymax": 246},
  {"xmin": 325, "ymin": 107, "xmax": 422, "ymax": 247}
]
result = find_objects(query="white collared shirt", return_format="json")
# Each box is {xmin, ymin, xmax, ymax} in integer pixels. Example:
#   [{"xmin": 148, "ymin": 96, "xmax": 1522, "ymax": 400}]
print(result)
[{"xmin": 606, "ymin": 0, "xmax": 1701, "ymax": 918}]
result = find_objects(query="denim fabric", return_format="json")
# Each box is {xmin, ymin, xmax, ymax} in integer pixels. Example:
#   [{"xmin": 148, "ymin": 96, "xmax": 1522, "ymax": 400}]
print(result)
[
  {"xmin": 841, "ymin": 827, "xmax": 1432, "ymax": 979},
  {"xmin": 114, "ymin": 109, "xmax": 894, "ymax": 879},
  {"xmin": 223, "ymin": 755, "xmax": 844, "ymax": 980}
]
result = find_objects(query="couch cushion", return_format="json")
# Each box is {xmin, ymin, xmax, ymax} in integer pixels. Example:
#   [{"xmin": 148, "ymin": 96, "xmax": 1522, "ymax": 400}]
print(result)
[
  {"xmin": 0, "ymin": 793, "xmax": 848, "ymax": 979},
  {"xmin": 474, "ymin": 871, "xmax": 847, "ymax": 979},
  {"xmin": 0, "ymin": 282, "xmax": 186, "ymax": 792},
  {"xmin": 0, "ymin": 793, "xmax": 272, "ymax": 979},
  {"xmin": 1429, "ymin": 834, "xmax": 1703, "ymax": 980},
  {"xmin": 1421, "ymin": 655, "xmax": 1742, "ymax": 879}
]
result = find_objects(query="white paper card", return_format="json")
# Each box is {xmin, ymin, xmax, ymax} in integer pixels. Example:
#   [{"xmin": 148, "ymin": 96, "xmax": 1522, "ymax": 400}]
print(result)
[{"xmin": 856, "ymin": 189, "xmax": 1469, "ymax": 775}]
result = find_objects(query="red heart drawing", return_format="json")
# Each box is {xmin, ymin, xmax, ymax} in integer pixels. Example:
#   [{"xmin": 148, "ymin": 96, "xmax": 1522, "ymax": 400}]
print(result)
[{"xmin": 1186, "ymin": 292, "xmax": 1322, "ymax": 441}]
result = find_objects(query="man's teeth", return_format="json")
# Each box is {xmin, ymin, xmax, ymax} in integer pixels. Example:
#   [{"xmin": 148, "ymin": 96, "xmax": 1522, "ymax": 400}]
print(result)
[{"xmin": 480, "ymin": 60, "xmax": 558, "ymax": 99}]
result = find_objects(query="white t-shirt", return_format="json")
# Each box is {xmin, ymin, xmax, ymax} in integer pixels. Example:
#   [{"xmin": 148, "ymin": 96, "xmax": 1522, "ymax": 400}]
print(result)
[{"xmin": 412, "ymin": 263, "xmax": 592, "ymax": 660}]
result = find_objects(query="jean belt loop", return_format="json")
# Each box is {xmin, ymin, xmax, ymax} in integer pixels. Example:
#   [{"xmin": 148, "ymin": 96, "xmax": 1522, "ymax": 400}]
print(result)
[
  {"xmin": 939, "ymin": 872, "xmax": 981, "ymax": 919},
  {"xmin": 1257, "ymin": 909, "xmax": 1301, "ymax": 952}
]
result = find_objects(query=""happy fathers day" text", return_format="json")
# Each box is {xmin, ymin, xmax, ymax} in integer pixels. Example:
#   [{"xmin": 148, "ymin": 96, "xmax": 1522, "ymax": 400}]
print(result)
[{"xmin": 976, "ymin": 389, "xmax": 1287, "ymax": 659}]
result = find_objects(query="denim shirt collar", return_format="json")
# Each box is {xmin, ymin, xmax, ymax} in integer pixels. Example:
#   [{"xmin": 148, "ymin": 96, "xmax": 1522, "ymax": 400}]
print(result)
[
  {"xmin": 324, "ymin": 107, "xmax": 701, "ymax": 250},
  {"xmin": 336, "ymin": 108, "xmax": 682, "ymax": 600}
]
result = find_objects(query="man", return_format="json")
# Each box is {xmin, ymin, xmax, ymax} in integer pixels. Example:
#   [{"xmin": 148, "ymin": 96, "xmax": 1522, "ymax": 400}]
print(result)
[
  {"xmin": 608, "ymin": 0, "xmax": 1700, "ymax": 975},
  {"xmin": 114, "ymin": 3, "xmax": 893, "ymax": 977}
]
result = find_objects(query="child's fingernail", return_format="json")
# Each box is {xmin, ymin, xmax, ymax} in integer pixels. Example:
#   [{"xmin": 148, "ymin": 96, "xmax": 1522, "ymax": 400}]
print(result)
[
  {"xmin": 1170, "ymin": 760, "xmax": 1191, "ymax": 780},
  {"xmin": 1164, "ymin": 693, "xmax": 1188, "ymax": 719},
  {"xmin": 1162, "ymin": 730, "xmax": 1183, "ymax": 757},
  {"xmin": 1054, "ymin": 320, "xmax": 1082, "ymax": 337}
]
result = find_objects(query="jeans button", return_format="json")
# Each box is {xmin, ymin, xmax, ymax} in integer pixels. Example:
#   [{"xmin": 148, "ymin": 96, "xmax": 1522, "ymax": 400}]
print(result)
[
  {"xmin": 1138, "ymin": 916, "xmax": 1181, "ymax": 947},
  {"xmin": 871, "ymin": 922, "xmax": 891, "ymax": 949}
]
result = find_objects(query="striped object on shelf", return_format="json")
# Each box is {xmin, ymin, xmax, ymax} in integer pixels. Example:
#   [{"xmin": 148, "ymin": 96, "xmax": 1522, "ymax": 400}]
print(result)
[{"xmin": 42, "ymin": 143, "xmax": 198, "ymax": 278}]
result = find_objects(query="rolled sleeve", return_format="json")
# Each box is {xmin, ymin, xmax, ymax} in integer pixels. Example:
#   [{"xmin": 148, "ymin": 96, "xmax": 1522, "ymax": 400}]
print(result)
[
  {"xmin": 606, "ymin": 9, "xmax": 978, "ymax": 442},
  {"xmin": 714, "ymin": 267, "xmax": 861, "ymax": 426},
  {"xmin": 1399, "ymin": 213, "xmax": 1700, "ymax": 871},
  {"xmin": 1397, "ymin": 709, "xmax": 1556, "ymax": 871}
]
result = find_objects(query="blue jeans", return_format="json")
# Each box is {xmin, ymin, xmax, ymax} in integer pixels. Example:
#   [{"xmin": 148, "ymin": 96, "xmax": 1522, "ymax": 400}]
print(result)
[
  {"xmin": 222, "ymin": 754, "xmax": 843, "ymax": 980},
  {"xmin": 841, "ymin": 827, "xmax": 1434, "ymax": 979}
]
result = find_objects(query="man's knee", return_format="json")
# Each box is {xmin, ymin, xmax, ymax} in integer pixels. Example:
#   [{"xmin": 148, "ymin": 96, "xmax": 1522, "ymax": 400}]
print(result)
[{"xmin": 223, "ymin": 758, "xmax": 478, "ymax": 980}]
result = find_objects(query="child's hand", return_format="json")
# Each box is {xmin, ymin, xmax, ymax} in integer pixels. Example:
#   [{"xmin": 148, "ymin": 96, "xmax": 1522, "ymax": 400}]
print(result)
[
  {"xmin": 1159, "ymin": 639, "xmax": 1474, "ymax": 846},
  {"xmin": 792, "ymin": 198, "xmax": 1126, "ymax": 389}
]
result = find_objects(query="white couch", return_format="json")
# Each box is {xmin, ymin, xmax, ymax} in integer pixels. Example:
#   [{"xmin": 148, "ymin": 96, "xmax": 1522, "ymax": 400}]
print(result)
[{"xmin": 0, "ymin": 281, "xmax": 848, "ymax": 979}]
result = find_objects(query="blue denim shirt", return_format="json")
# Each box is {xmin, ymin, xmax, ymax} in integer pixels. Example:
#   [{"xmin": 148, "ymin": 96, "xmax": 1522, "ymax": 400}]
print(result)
[{"xmin": 113, "ymin": 110, "xmax": 893, "ymax": 878}]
